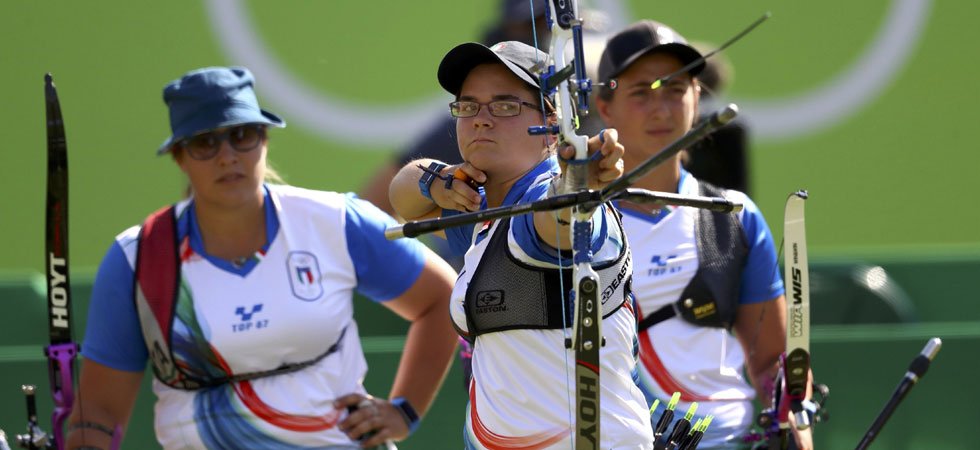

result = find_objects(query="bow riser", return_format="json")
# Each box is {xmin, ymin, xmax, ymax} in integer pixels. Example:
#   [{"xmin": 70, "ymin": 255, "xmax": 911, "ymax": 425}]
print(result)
[
  {"xmin": 540, "ymin": 1, "xmax": 603, "ymax": 447},
  {"xmin": 571, "ymin": 269, "xmax": 601, "ymax": 449}
]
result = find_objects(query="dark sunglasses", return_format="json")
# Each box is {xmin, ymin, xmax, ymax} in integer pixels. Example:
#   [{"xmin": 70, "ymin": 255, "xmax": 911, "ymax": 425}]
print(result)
[{"xmin": 176, "ymin": 124, "xmax": 267, "ymax": 161}]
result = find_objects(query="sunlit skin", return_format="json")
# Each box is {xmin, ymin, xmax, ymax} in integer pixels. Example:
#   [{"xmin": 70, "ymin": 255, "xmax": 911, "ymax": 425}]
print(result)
[
  {"xmin": 455, "ymin": 63, "xmax": 552, "ymax": 208},
  {"xmin": 355, "ymin": 15, "xmax": 552, "ymax": 217},
  {"xmin": 597, "ymin": 52, "xmax": 699, "ymax": 194},
  {"xmin": 173, "ymin": 126, "xmax": 267, "ymax": 212},
  {"xmin": 172, "ymin": 126, "xmax": 268, "ymax": 261},
  {"xmin": 388, "ymin": 61, "xmax": 625, "ymax": 249}
]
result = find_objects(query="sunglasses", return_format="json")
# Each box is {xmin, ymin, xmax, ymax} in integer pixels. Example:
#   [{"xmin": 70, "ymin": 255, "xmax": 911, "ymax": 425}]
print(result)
[{"xmin": 176, "ymin": 124, "xmax": 267, "ymax": 161}]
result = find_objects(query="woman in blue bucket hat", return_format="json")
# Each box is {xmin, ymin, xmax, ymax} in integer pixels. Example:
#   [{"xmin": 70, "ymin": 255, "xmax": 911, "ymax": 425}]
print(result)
[{"xmin": 68, "ymin": 66, "xmax": 458, "ymax": 449}]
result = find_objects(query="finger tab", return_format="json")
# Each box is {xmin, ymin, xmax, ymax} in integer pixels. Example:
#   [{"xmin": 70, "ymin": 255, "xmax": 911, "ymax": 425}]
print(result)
[{"xmin": 454, "ymin": 168, "xmax": 482, "ymax": 190}]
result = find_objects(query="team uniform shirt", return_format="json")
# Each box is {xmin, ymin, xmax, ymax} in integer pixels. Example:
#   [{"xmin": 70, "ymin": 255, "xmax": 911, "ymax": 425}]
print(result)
[
  {"xmin": 447, "ymin": 157, "xmax": 654, "ymax": 450},
  {"xmin": 623, "ymin": 171, "xmax": 783, "ymax": 449},
  {"xmin": 82, "ymin": 184, "xmax": 427, "ymax": 450}
]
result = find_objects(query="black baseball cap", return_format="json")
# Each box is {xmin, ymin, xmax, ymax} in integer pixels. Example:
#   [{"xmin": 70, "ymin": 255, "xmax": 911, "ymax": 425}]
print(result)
[
  {"xmin": 437, "ymin": 41, "xmax": 548, "ymax": 97},
  {"xmin": 598, "ymin": 20, "xmax": 705, "ymax": 83}
]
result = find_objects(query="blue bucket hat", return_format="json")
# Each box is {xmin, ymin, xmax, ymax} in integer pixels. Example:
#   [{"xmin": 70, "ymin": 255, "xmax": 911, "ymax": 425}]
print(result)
[{"xmin": 157, "ymin": 66, "xmax": 285, "ymax": 154}]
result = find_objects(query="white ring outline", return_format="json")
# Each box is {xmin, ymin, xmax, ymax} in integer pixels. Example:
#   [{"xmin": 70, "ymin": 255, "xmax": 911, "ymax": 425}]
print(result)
[{"xmin": 206, "ymin": 0, "xmax": 930, "ymax": 146}]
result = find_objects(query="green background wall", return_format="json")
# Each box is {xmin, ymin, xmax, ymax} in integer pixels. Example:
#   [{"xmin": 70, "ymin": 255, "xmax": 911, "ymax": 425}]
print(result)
[
  {"xmin": 2, "ymin": 259, "xmax": 978, "ymax": 449},
  {"xmin": 2, "ymin": 0, "xmax": 978, "ymax": 448}
]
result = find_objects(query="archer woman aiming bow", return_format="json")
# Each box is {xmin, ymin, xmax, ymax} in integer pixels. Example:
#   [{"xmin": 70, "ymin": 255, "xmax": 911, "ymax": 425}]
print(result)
[
  {"xmin": 389, "ymin": 41, "xmax": 654, "ymax": 449},
  {"xmin": 68, "ymin": 66, "xmax": 458, "ymax": 449},
  {"xmin": 594, "ymin": 21, "xmax": 814, "ymax": 449}
]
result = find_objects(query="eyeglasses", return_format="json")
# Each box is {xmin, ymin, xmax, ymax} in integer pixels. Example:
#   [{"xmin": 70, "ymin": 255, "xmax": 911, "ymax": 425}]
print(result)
[
  {"xmin": 449, "ymin": 100, "xmax": 541, "ymax": 118},
  {"xmin": 176, "ymin": 124, "xmax": 267, "ymax": 161}
]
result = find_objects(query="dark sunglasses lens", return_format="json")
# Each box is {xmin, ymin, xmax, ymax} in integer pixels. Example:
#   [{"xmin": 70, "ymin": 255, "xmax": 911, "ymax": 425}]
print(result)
[
  {"xmin": 230, "ymin": 126, "xmax": 263, "ymax": 151},
  {"xmin": 183, "ymin": 135, "xmax": 219, "ymax": 160}
]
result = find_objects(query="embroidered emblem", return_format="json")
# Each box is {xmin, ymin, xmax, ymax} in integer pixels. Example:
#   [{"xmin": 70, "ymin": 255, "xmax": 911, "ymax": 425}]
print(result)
[{"xmin": 287, "ymin": 251, "xmax": 323, "ymax": 301}]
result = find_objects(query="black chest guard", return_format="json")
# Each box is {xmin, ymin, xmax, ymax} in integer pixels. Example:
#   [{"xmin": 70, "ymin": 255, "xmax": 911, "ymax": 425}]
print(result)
[
  {"xmin": 638, "ymin": 182, "xmax": 748, "ymax": 331},
  {"xmin": 464, "ymin": 208, "xmax": 632, "ymax": 339}
]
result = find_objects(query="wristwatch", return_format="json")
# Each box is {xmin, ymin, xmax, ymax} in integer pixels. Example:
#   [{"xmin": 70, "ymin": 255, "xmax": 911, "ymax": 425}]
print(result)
[
  {"xmin": 418, "ymin": 162, "xmax": 448, "ymax": 200},
  {"xmin": 390, "ymin": 396, "xmax": 420, "ymax": 435}
]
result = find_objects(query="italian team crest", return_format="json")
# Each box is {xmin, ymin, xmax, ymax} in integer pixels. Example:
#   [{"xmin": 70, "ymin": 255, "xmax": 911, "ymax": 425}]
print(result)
[{"xmin": 287, "ymin": 251, "xmax": 323, "ymax": 301}]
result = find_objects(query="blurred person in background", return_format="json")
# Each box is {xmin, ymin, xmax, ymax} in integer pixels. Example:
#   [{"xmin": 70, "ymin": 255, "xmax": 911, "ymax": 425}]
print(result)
[
  {"xmin": 68, "ymin": 66, "xmax": 457, "ymax": 449},
  {"xmin": 359, "ymin": 0, "xmax": 549, "ymax": 220},
  {"xmin": 683, "ymin": 41, "xmax": 751, "ymax": 195},
  {"xmin": 595, "ymin": 21, "xmax": 814, "ymax": 449},
  {"xmin": 389, "ymin": 39, "xmax": 651, "ymax": 449}
]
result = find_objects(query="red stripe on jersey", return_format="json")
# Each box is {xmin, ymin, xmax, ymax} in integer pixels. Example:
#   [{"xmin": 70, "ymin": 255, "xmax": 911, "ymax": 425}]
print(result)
[
  {"xmin": 213, "ymin": 348, "xmax": 342, "ymax": 431},
  {"xmin": 637, "ymin": 329, "xmax": 713, "ymax": 402},
  {"xmin": 468, "ymin": 383, "xmax": 569, "ymax": 449}
]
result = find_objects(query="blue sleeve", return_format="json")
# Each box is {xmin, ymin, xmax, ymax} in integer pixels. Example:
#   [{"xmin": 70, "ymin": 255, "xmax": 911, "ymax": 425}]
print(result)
[
  {"xmin": 344, "ymin": 194, "xmax": 427, "ymax": 302},
  {"xmin": 81, "ymin": 241, "xmax": 149, "ymax": 372},
  {"xmin": 443, "ymin": 208, "xmax": 476, "ymax": 257},
  {"xmin": 512, "ymin": 182, "xmax": 608, "ymax": 264},
  {"xmin": 738, "ymin": 196, "xmax": 785, "ymax": 304}
]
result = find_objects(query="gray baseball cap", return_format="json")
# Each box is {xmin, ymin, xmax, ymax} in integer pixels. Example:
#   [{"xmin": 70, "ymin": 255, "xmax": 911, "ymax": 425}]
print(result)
[{"xmin": 437, "ymin": 41, "xmax": 548, "ymax": 97}]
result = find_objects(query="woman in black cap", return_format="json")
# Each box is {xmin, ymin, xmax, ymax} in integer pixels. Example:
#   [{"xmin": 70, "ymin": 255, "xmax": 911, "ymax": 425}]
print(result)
[
  {"xmin": 389, "ymin": 41, "xmax": 653, "ymax": 449},
  {"xmin": 68, "ymin": 66, "xmax": 458, "ymax": 449},
  {"xmin": 595, "ymin": 21, "xmax": 814, "ymax": 449}
]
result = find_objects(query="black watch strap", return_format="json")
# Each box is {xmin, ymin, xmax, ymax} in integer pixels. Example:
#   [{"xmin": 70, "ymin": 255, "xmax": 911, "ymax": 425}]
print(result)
[{"xmin": 391, "ymin": 396, "xmax": 420, "ymax": 435}]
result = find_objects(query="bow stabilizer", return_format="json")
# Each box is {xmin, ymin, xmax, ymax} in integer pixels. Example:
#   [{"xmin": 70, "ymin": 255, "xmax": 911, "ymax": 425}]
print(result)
[{"xmin": 854, "ymin": 338, "xmax": 941, "ymax": 450}]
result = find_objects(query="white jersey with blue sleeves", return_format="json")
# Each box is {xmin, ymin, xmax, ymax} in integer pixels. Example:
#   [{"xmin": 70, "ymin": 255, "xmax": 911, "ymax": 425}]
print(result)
[
  {"xmin": 448, "ymin": 158, "xmax": 653, "ymax": 450},
  {"xmin": 82, "ymin": 184, "xmax": 426, "ymax": 449},
  {"xmin": 624, "ymin": 172, "xmax": 784, "ymax": 448}
]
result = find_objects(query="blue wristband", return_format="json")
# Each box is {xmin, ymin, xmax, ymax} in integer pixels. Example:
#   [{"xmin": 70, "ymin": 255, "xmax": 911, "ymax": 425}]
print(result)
[
  {"xmin": 390, "ymin": 396, "xmax": 420, "ymax": 435},
  {"xmin": 418, "ymin": 162, "xmax": 447, "ymax": 200}
]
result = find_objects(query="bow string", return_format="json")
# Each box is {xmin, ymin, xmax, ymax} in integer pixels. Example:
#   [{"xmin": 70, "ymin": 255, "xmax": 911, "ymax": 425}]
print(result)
[
  {"xmin": 528, "ymin": 2, "xmax": 603, "ymax": 448},
  {"xmin": 384, "ymin": 4, "xmax": 746, "ymax": 448}
]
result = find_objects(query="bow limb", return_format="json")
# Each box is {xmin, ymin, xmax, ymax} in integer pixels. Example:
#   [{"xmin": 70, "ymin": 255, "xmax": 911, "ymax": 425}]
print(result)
[
  {"xmin": 754, "ymin": 191, "xmax": 814, "ymax": 449},
  {"xmin": 779, "ymin": 191, "xmax": 814, "ymax": 449},
  {"xmin": 41, "ymin": 74, "xmax": 123, "ymax": 450},
  {"xmin": 44, "ymin": 72, "xmax": 78, "ymax": 450}
]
